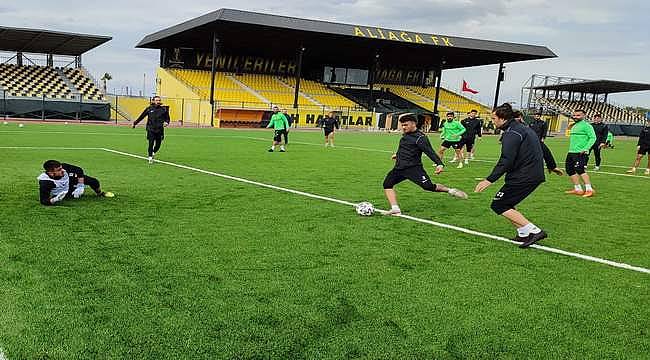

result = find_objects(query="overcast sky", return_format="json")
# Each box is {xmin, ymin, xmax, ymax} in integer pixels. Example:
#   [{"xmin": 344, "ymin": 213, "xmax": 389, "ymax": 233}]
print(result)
[{"xmin": 3, "ymin": 0, "xmax": 649, "ymax": 107}]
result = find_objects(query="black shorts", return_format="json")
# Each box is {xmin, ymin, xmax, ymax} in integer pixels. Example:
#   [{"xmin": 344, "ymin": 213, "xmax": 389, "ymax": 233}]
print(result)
[
  {"xmin": 273, "ymin": 129, "xmax": 288, "ymax": 142},
  {"xmin": 638, "ymin": 146, "xmax": 650, "ymax": 155},
  {"xmin": 324, "ymin": 128, "xmax": 334, "ymax": 137},
  {"xmin": 441, "ymin": 140, "xmax": 462, "ymax": 149},
  {"xmin": 147, "ymin": 130, "xmax": 164, "ymax": 141},
  {"xmin": 490, "ymin": 182, "xmax": 541, "ymax": 215},
  {"xmin": 460, "ymin": 137, "xmax": 476, "ymax": 151},
  {"xmin": 565, "ymin": 153, "xmax": 588, "ymax": 176},
  {"xmin": 383, "ymin": 166, "xmax": 437, "ymax": 191}
]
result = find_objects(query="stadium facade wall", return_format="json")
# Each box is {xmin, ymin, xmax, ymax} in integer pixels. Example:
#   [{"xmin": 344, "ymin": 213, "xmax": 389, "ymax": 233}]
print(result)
[{"xmin": 156, "ymin": 68, "xmax": 215, "ymax": 126}]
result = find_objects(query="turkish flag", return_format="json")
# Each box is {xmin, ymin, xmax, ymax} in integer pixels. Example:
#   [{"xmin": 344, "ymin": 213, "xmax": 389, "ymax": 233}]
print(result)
[{"xmin": 462, "ymin": 80, "xmax": 479, "ymax": 94}]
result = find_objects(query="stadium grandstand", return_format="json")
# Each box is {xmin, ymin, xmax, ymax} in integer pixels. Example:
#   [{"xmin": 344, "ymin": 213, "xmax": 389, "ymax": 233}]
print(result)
[
  {"xmin": 522, "ymin": 74, "xmax": 650, "ymax": 132},
  {"xmin": 135, "ymin": 8, "xmax": 556, "ymax": 128},
  {"xmin": 0, "ymin": 26, "xmax": 112, "ymax": 120}
]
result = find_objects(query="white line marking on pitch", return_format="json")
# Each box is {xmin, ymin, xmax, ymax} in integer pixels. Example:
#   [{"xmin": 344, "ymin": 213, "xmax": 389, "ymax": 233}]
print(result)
[
  {"xmin": 0, "ymin": 146, "xmax": 102, "ymax": 150},
  {"xmin": 0, "ymin": 129, "xmax": 642, "ymax": 171},
  {"xmin": 100, "ymin": 147, "xmax": 649, "ymax": 275},
  {"xmin": 3, "ymin": 144, "xmax": 648, "ymax": 274}
]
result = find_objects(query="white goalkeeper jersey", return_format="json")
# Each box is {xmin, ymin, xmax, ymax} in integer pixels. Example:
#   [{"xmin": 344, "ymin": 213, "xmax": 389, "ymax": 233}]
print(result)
[{"xmin": 37, "ymin": 170, "xmax": 70, "ymax": 198}]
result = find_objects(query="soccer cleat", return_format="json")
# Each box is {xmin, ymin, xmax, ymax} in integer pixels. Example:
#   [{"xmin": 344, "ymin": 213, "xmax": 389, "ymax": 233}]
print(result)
[
  {"xmin": 512, "ymin": 235, "xmax": 529, "ymax": 242},
  {"xmin": 550, "ymin": 168, "xmax": 565, "ymax": 176},
  {"xmin": 147, "ymin": 156, "xmax": 153, "ymax": 164},
  {"xmin": 280, "ymin": 149, "xmax": 286, "ymax": 152},
  {"xmin": 519, "ymin": 230, "xmax": 547, "ymax": 248},
  {"xmin": 268, "ymin": 149, "xmax": 274, "ymax": 152},
  {"xmin": 594, "ymin": 166, "xmax": 600, "ymax": 171},
  {"xmin": 384, "ymin": 208, "xmax": 402, "ymax": 216},
  {"xmin": 464, "ymin": 159, "xmax": 469, "ymax": 165},
  {"xmin": 582, "ymin": 190, "xmax": 595, "ymax": 198},
  {"xmin": 626, "ymin": 167, "xmax": 636, "ymax": 174},
  {"xmin": 645, "ymin": 169, "xmax": 650, "ymax": 175},
  {"xmin": 565, "ymin": 189, "xmax": 585, "ymax": 195},
  {"xmin": 448, "ymin": 188, "xmax": 468, "ymax": 199},
  {"xmin": 456, "ymin": 161, "xmax": 464, "ymax": 169}
]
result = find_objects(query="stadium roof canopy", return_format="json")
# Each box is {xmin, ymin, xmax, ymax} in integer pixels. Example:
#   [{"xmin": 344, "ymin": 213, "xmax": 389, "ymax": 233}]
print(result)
[
  {"xmin": 136, "ymin": 8, "xmax": 556, "ymax": 69},
  {"xmin": 0, "ymin": 26, "xmax": 112, "ymax": 56},
  {"xmin": 532, "ymin": 80, "xmax": 650, "ymax": 94}
]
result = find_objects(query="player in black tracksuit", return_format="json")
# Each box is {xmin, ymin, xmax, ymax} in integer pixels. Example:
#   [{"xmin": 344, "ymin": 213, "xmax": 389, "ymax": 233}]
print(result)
[
  {"xmin": 475, "ymin": 103, "xmax": 547, "ymax": 248},
  {"xmin": 588, "ymin": 114, "xmax": 608, "ymax": 170},
  {"xmin": 626, "ymin": 119, "xmax": 650, "ymax": 174},
  {"xmin": 38, "ymin": 160, "xmax": 113, "ymax": 206},
  {"xmin": 460, "ymin": 109, "xmax": 482, "ymax": 163},
  {"xmin": 321, "ymin": 112, "xmax": 340, "ymax": 147},
  {"xmin": 528, "ymin": 112, "xmax": 563, "ymax": 176},
  {"xmin": 133, "ymin": 96, "xmax": 171, "ymax": 164},
  {"xmin": 383, "ymin": 113, "xmax": 467, "ymax": 216}
]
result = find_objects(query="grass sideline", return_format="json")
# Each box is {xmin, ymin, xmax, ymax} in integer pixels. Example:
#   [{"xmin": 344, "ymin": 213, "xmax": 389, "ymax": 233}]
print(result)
[{"xmin": 1, "ymin": 123, "xmax": 648, "ymax": 359}]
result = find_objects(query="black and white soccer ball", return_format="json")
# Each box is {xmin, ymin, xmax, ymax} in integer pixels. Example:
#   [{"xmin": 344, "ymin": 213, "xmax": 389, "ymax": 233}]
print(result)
[{"xmin": 355, "ymin": 202, "xmax": 374, "ymax": 216}]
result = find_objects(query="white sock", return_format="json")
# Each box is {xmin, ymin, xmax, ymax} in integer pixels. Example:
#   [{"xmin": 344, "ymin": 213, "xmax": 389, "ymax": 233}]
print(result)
[
  {"xmin": 280, "ymin": 146, "xmax": 285, "ymax": 151},
  {"xmin": 517, "ymin": 226, "xmax": 530, "ymax": 237},
  {"xmin": 524, "ymin": 223, "xmax": 542, "ymax": 234},
  {"xmin": 585, "ymin": 184, "xmax": 593, "ymax": 191},
  {"xmin": 271, "ymin": 145, "xmax": 275, "ymax": 150},
  {"xmin": 574, "ymin": 184, "xmax": 583, "ymax": 191},
  {"xmin": 391, "ymin": 205, "xmax": 400, "ymax": 212}
]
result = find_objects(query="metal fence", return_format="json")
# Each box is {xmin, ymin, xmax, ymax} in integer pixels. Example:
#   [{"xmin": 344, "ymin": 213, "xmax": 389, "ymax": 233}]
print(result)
[{"xmin": 0, "ymin": 92, "xmax": 110, "ymax": 121}]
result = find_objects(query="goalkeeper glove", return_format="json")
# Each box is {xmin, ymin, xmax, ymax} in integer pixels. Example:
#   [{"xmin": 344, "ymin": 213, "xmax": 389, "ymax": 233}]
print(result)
[
  {"xmin": 51, "ymin": 191, "xmax": 67, "ymax": 204},
  {"xmin": 72, "ymin": 184, "xmax": 85, "ymax": 198}
]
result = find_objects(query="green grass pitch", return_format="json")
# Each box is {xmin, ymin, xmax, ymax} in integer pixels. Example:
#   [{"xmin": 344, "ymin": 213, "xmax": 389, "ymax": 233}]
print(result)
[{"xmin": 1, "ymin": 123, "xmax": 648, "ymax": 359}]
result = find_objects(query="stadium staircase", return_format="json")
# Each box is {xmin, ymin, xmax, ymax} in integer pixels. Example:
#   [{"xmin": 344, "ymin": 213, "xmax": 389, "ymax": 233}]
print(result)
[
  {"xmin": 333, "ymin": 87, "xmax": 428, "ymax": 113},
  {"xmin": 54, "ymin": 68, "xmax": 82, "ymax": 99},
  {"xmin": 63, "ymin": 67, "xmax": 105, "ymax": 101},
  {"xmin": 225, "ymin": 74, "xmax": 272, "ymax": 106},
  {"xmin": 274, "ymin": 77, "xmax": 323, "ymax": 107}
]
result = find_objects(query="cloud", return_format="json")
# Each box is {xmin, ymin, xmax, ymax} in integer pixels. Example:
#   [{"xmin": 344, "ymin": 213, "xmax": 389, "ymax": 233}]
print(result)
[{"xmin": 2, "ymin": 0, "xmax": 649, "ymax": 105}]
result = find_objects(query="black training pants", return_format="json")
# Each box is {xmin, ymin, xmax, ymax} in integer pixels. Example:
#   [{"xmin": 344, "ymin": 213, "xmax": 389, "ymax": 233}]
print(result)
[
  {"xmin": 588, "ymin": 144, "xmax": 602, "ymax": 167},
  {"xmin": 147, "ymin": 131, "xmax": 164, "ymax": 157},
  {"xmin": 540, "ymin": 141, "xmax": 557, "ymax": 170},
  {"xmin": 68, "ymin": 175, "xmax": 101, "ymax": 196}
]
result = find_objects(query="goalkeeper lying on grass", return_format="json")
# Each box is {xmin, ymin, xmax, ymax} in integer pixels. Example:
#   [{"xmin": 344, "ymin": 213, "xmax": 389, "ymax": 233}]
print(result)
[{"xmin": 38, "ymin": 160, "xmax": 114, "ymax": 206}]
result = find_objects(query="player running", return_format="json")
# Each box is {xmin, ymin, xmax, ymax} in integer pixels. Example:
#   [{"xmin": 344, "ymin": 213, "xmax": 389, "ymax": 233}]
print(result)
[
  {"xmin": 38, "ymin": 160, "xmax": 114, "ymax": 206},
  {"xmin": 321, "ymin": 111, "xmax": 340, "ymax": 147},
  {"xmin": 565, "ymin": 109, "xmax": 597, "ymax": 197},
  {"xmin": 438, "ymin": 112, "xmax": 466, "ymax": 168},
  {"xmin": 267, "ymin": 105, "xmax": 290, "ymax": 152},
  {"xmin": 133, "ymin": 96, "xmax": 171, "ymax": 164},
  {"xmin": 383, "ymin": 113, "xmax": 467, "ymax": 216},
  {"xmin": 626, "ymin": 119, "xmax": 650, "ymax": 175},
  {"xmin": 588, "ymin": 114, "xmax": 608, "ymax": 170},
  {"xmin": 475, "ymin": 103, "xmax": 547, "ymax": 248},
  {"xmin": 459, "ymin": 109, "xmax": 482, "ymax": 164}
]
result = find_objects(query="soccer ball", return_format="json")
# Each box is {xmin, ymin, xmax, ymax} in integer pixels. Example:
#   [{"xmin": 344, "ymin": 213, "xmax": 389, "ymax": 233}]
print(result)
[
  {"xmin": 18, "ymin": 123, "xmax": 24, "ymax": 128},
  {"xmin": 2, "ymin": 121, "xmax": 7, "ymax": 125},
  {"xmin": 355, "ymin": 202, "xmax": 374, "ymax": 216}
]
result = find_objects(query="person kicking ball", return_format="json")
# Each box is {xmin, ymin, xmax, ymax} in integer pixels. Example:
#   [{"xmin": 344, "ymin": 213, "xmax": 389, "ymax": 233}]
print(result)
[{"xmin": 383, "ymin": 113, "xmax": 467, "ymax": 216}]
